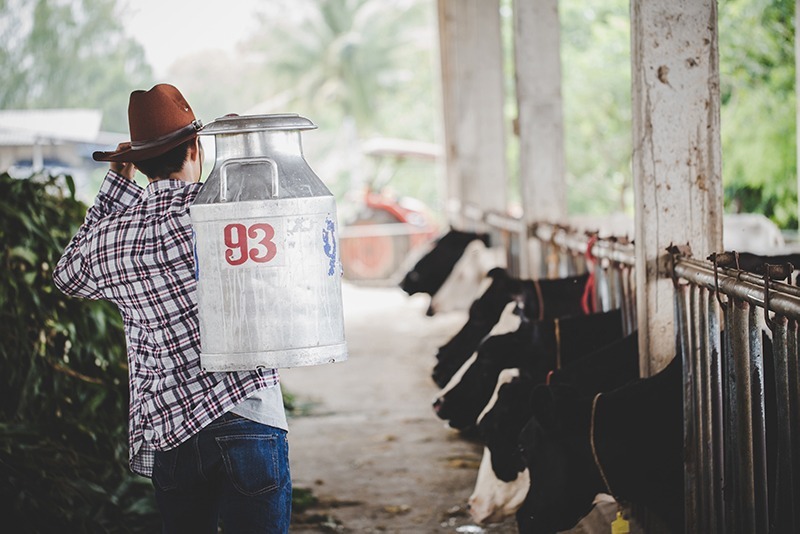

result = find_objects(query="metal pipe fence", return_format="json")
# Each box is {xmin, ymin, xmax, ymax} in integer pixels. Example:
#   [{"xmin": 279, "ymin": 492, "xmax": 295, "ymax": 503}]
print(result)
[
  {"xmin": 450, "ymin": 208, "xmax": 799, "ymax": 531},
  {"xmin": 530, "ymin": 222, "xmax": 637, "ymax": 336},
  {"xmin": 672, "ymin": 254, "xmax": 800, "ymax": 534}
]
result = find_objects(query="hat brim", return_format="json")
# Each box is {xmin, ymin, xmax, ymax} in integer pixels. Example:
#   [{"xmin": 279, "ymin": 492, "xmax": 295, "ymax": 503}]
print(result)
[{"xmin": 93, "ymin": 120, "xmax": 203, "ymax": 163}]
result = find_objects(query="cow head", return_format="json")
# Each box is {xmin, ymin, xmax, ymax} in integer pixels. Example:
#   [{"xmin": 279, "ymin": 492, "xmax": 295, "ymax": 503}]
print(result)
[
  {"xmin": 515, "ymin": 407, "xmax": 601, "ymax": 534},
  {"xmin": 467, "ymin": 447, "xmax": 530, "ymax": 524},
  {"xmin": 399, "ymin": 229, "xmax": 490, "ymax": 296},
  {"xmin": 477, "ymin": 374, "xmax": 535, "ymax": 482}
]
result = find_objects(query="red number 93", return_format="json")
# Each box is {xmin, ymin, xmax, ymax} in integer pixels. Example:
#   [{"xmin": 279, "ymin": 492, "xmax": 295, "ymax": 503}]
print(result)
[{"xmin": 223, "ymin": 223, "xmax": 277, "ymax": 266}]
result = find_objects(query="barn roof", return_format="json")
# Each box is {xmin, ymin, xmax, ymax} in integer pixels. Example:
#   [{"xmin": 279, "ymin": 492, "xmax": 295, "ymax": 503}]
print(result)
[{"xmin": 0, "ymin": 109, "xmax": 115, "ymax": 145}]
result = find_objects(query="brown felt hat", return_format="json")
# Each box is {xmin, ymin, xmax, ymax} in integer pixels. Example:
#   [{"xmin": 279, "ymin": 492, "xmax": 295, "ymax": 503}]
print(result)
[{"xmin": 93, "ymin": 84, "xmax": 203, "ymax": 162}]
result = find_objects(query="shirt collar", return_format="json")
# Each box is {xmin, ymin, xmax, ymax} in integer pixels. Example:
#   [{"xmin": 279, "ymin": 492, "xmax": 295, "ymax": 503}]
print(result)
[{"xmin": 142, "ymin": 178, "xmax": 193, "ymax": 199}]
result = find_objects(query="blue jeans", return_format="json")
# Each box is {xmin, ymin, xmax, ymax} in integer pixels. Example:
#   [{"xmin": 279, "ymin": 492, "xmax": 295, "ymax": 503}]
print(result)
[{"xmin": 152, "ymin": 412, "xmax": 291, "ymax": 534}]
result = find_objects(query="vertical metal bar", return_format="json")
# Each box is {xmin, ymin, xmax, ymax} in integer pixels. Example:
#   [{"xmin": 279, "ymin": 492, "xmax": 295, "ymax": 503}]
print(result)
[
  {"xmin": 620, "ymin": 265, "xmax": 636, "ymax": 334},
  {"xmin": 696, "ymin": 286, "xmax": 713, "ymax": 533},
  {"xmin": 569, "ymin": 249, "xmax": 582, "ymax": 278},
  {"xmin": 677, "ymin": 283, "xmax": 699, "ymax": 532},
  {"xmin": 627, "ymin": 265, "xmax": 637, "ymax": 333},
  {"xmin": 731, "ymin": 299, "xmax": 756, "ymax": 533},
  {"xmin": 689, "ymin": 285, "xmax": 705, "ymax": 531},
  {"xmin": 619, "ymin": 265, "xmax": 631, "ymax": 335},
  {"xmin": 789, "ymin": 319, "xmax": 800, "ymax": 530},
  {"xmin": 771, "ymin": 315, "xmax": 796, "ymax": 533},
  {"xmin": 595, "ymin": 262, "xmax": 607, "ymax": 312},
  {"xmin": 707, "ymin": 290, "xmax": 724, "ymax": 533},
  {"xmin": 723, "ymin": 300, "xmax": 738, "ymax": 533},
  {"xmin": 748, "ymin": 305, "xmax": 769, "ymax": 534}
]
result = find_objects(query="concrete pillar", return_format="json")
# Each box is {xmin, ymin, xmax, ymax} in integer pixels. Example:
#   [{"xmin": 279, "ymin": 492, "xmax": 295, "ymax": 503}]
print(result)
[
  {"xmin": 631, "ymin": 0, "xmax": 723, "ymax": 375},
  {"xmin": 514, "ymin": 0, "xmax": 566, "ymax": 224},
  {"xmin": 437, "ymin": 0, "xmax": 507, "ymax": 229},
  {"xmin": 514, "ymin": 0, "xmax": 566, "ymax": 278}
]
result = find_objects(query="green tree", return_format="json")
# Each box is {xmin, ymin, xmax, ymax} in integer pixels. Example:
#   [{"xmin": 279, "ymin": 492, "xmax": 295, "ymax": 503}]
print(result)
[
  {"xmin": 241, "ymin": 0, "xmax": 436, "ymax": 140},
  {"xmin": 0, "ymin": 0, "xmax": 153, "ymax": 132},
  {"xmin": 559, "ymin": 0, "xmax": 633, "ymax": 215},
  {"xmin": 719, "ymin": 0, "xmax": 797, "ymax": 228},
  {"xmin": 0, "ymin": 172, "xmax": 159, "ymax": 531}
]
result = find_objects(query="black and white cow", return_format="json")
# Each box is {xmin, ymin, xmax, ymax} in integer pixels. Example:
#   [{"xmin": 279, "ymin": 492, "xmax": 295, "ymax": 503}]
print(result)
[
  {"xmin": 467, "ymin": 332, "xmax": 640, "ymax": 524},
  {"xmin": 432, "ymin": 267, "xmax": 592, "ymax": 388},
  {"xmin": 515, "ymin": 354, "xmax": 683, "ymax": 534},
  {"xmin": 399, "ymin": 229, "xmax": 490, "ymax": 298},
  {"xmin": 467, "ymin": 368, "xmax": 531, "ymax": 524},
  {"xmin": 479, "ymin": 332, "xmax": 640, "ymax": 482},
  {"xmin": 433, "ymin": 308, "xmax": 625, "ymax": 431}
]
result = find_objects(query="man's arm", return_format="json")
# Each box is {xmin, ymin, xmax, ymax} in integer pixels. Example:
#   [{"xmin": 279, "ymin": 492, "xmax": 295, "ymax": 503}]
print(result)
[{"xmin": 53, "ymin": 161, "xmax": 143, "ymax": 299}]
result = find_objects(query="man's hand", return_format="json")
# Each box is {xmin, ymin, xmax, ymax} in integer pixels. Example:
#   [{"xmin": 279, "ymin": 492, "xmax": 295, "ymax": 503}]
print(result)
[{"xmin": 109, "ymin": 143, "xmax": 136, "ymax": 180}]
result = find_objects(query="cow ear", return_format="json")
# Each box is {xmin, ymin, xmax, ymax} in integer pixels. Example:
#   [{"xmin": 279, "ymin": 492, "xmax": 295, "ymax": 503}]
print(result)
[{"xmin": 530, "ymin": 385, "xmax": 559, "ymax": 432}]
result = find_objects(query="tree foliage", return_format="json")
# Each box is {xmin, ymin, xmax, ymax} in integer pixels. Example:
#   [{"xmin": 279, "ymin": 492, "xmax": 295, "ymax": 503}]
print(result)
[
  {"xmin": 0, "ymin": 0, "xmax": 153, "ymax": 132},
  {"xmin": 560, "ymin": 0, "xmax": 632, "ymax": 215},
  {"xmin": 240, "ymin": 0, "xmax": 435, "ymax": 140},
  {"xmin": 719, "ymin": 0, "xmax": 797, "ymax": 228},
  {"xmin": 0, "ymin": 172, "xmax": 159, "ymax": 532}
]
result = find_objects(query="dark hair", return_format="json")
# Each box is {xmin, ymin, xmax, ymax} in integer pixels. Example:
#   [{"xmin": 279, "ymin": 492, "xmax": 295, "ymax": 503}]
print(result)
[{"xmin": 134, "ymin": 139, "xmax": 193, "ymax": 180}]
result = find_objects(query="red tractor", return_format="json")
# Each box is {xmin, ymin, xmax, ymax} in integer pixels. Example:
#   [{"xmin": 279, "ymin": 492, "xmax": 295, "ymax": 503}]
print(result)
[{"xmin": 339, "ymin": 138, "xmax": 441, "ymax": 281}]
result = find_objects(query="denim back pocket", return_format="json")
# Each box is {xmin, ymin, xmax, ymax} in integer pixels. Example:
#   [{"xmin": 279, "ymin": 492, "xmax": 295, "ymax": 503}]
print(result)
[
  {"xmin": 152, "ymin": 448, "xmax": 179, "ymax": 491},
  {"xmin": 216, "ymin": 434, "xmax": 283, "ymax": 496}
]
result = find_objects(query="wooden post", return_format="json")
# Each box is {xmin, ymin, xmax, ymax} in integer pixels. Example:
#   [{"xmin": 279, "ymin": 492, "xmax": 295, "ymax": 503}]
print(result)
[
  {"xmin": 513, "ymin": 0, "xmax": 566, "ymax": 278},
  {"xmin": 631, "ymin": 0, "xmax": 723, "ymax": 376},
  {"xmin": 437, "ymin": 0, "xmax": 507, "ymax": 229}
]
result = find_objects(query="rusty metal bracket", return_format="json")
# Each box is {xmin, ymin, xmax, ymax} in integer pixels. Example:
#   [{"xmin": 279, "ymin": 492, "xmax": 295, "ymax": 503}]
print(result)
[
  {"xmin": 759, "ymin": 262, "xmax": 793, "ymax": 332},
  {"xmin": 707, "ymin": 251, "xmax": 727, "ymax": 309},
  {"xmin": 668, "ymin": 243, "xmax": 693, "ymax": 289}
]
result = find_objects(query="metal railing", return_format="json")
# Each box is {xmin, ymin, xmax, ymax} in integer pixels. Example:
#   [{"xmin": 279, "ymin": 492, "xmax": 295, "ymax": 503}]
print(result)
[
  {"xmin": 672, "ymin": 252, "xmax": 800, "ymax": 534},
  {"xmin": 530, "ymin": 222, "xmax": 637, "ymax": 335},
  {"xmin": 451, "ymin": 202, "xmax": 528, "ymax": 279},
  {"xmin": 451, "ymin": 207, "xmax": 799, "ymax": 532}
]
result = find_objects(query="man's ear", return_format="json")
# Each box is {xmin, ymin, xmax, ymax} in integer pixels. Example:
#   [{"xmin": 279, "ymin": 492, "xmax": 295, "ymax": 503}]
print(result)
[{"xmin": 188, "ymin": 137, "xmax": 200, "ymax": 161}]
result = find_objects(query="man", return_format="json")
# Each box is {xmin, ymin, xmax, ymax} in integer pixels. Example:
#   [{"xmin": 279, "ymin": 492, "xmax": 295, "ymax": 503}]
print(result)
[{"xmin": 53, "ymin": 84, "xmax": 291, "ymax": 533}]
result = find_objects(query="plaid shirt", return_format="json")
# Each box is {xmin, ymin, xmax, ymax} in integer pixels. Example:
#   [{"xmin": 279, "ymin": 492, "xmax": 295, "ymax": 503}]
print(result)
[{"xmin": 53, "ymin": 170, "xmax": 278, "ymax": 477}]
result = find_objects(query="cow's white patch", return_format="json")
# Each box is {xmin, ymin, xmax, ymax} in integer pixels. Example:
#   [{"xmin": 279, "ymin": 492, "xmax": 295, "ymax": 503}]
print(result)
[
  {"xmin": 468, "ymin": 447, "xmax": 530, "ymax": 524},
  {"xmin": 487, "ymin": 302, "xmax": 522, "ymax": 337},
  {"xmin": 476, "ymin": 368, "xmax": 520, "ymax": 426}
]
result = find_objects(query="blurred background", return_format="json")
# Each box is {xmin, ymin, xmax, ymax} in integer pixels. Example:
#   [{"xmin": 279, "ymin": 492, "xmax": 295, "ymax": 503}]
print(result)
[
  {"xmin": 2, "ymin": 0, "xmax": 796, "ymax": 230},
  {"xmin": 0, "ymin": 0, "xmax": 797, "ymax": 531}
]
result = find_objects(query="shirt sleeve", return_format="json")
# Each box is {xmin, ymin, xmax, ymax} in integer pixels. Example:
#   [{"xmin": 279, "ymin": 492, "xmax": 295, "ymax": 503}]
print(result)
[{"xmin": 53, "ymin": 170, "xmax": 144, "ymax": 299}]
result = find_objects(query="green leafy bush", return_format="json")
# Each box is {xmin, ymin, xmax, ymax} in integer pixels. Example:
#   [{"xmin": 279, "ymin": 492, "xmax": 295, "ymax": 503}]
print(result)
[{"xmin": 0, "ymin": 172, "xmax": 159, "ymax": 532}]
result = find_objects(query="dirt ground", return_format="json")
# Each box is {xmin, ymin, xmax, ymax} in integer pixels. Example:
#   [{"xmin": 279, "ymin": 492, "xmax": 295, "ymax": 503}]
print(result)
[{"xmin": 280, "ymin": 282, "xmax": 520, "ymax": 534}]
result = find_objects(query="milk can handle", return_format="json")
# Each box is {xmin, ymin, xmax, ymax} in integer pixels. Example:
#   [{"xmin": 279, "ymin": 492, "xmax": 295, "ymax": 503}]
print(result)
[{"xmin": 219, "ymin": 157, "xmax": 279, "ymax": 202}]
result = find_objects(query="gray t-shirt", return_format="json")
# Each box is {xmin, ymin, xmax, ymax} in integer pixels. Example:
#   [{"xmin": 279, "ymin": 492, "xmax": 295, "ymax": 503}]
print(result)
[{"xmin": 230, "ymin": 378, "xmax": 289, "ymax": 431}]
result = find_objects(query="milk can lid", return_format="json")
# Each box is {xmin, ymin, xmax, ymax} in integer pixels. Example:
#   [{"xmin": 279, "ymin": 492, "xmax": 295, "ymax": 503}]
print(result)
[{"xmin": 199, "ymin": 114, "xmax": 317, "ymax": 135}]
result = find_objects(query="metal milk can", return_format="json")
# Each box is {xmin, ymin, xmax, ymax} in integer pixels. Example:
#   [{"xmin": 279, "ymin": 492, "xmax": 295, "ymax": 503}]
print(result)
[{"xmin": 190, "ymin": 114, "xmax": 348, "ymax": 371}]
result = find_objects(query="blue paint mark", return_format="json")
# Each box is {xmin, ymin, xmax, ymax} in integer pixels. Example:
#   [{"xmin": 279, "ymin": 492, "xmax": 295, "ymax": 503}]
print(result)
[
  {"xmin": 322, "ymin": 217, "xmax": 337, "ymax": 276},
  {"xmin": 192, "ymin": 228, "xmax": 200, "ymax": 280}
]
